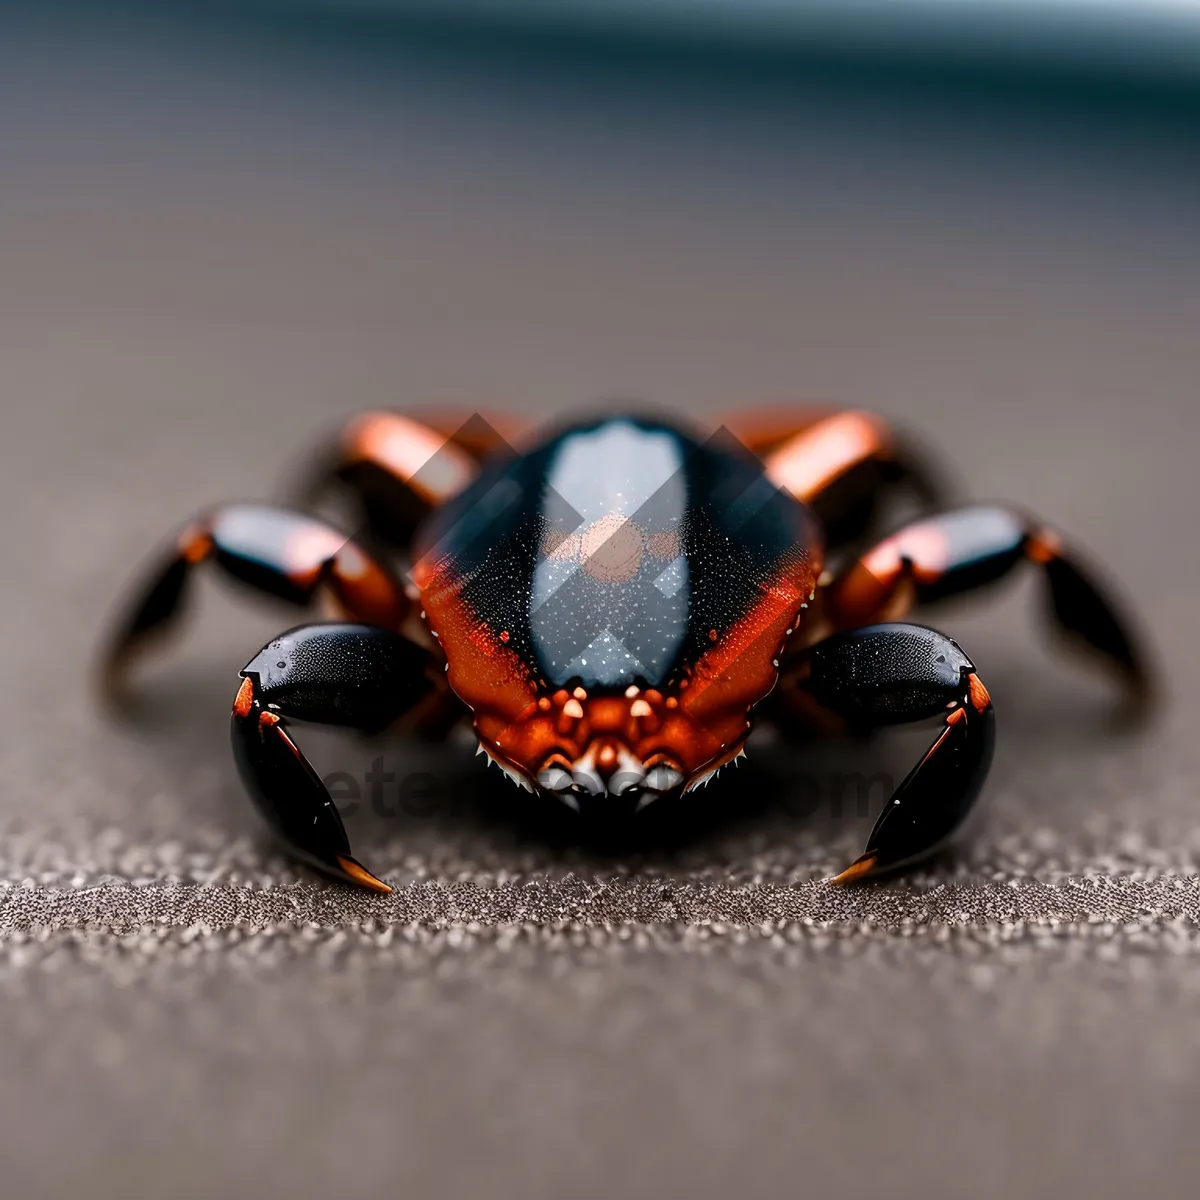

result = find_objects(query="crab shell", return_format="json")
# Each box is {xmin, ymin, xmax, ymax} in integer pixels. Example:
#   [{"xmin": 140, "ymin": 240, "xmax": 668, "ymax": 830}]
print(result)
[{"xmin": 410, "ymin": 415, "xmax": 822, "ymax": 807}]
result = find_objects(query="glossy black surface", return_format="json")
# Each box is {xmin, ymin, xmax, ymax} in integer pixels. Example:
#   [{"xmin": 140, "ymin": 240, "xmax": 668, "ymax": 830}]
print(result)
[
  {"xmin": 107, "ymin": 505, "xmax": 349, "ymax": 667},
  {"xmin": 232, "ymin": 622, "xmax": 433, "ymax": 880},
  {"xmin": 1043, "ymin": 552, "xmax": 1147, "ymax": 689},
  {"xmin": 866, "ymin": 696, "xmax": 996, "ymax": 872},
  {"xmin": 802, "ymin": 622, "xmax": 976, "ymax": 726},
  {"xmin": 910, "ymin": 505, "xmax": 1029, "ymax": 603},
  {"xmin": 416, "ymin": 415, "xmax": 818, "ymax": 690},
  {"xmin": 800, "ymin": 622, "xmax": 995, "ymax": 873},
  {"xmin": 240, "ymin": 622, "xmax": 432, "ymax": 733},
  {"xmin": 884, "ymin": 504, "xmax": 1148, "ymax": 690},
  {"xmin": 208, "ymin": 505, "xmax": 342, "ymax": 606}
]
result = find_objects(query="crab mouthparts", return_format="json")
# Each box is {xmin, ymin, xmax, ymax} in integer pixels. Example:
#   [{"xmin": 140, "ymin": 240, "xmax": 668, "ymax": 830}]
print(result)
[
  {"xmin": 478, "ymin": 737, "xmax": 688, "ymax": 810},
  {"xmin": 546, "ymin": 740, "xmax": 648, "ymax": 799}
]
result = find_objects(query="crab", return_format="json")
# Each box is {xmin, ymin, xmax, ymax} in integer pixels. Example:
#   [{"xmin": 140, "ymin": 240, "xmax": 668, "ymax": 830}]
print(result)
[{"xmin": 101, "ymin": 407, "xmax": 1149, "ymax": 892}]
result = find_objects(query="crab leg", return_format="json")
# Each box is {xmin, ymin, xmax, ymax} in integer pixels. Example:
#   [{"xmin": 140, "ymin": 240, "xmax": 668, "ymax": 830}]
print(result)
[
  {"xmin": 760, "ymin": 409, "xmax": 947, "ymax": 544},
  {"xmin": 822, "ymin": 504, "xmax": 1150, "ymax": 697},
  {"xmin": 295, "ymin": 410, "xmax": 519, "ymax": 549},
  {"xmin": 101, "ymin": 505, "xmax": 408, "ymax": 698}
]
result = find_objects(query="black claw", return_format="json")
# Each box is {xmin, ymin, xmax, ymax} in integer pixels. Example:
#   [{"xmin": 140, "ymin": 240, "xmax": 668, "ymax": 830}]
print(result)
[
  {"xmin": 858, "ymin": 694, "xmax": 995, "ymax": 875},
  {"xmin": 100, "ymin": 536, "xmax": 204, "ymax": 697},
  {"xmin": 1042, "ymin": 552, "xmax": 1150, "ymax": 695},
  {"xmin": 231, "ymin": 691, "xmax": 357, "ymax": 878},
  {"xmin": 229, "ymin": 623, "xmax": 434, "ymax": 890},
  {"xmin": 799, "ymin": 624, "xmax": 997, "ymax": 881}
]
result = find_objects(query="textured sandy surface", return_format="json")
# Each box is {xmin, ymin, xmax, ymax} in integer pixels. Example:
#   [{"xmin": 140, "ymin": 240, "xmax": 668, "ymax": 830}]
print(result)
[{"xmin": 2, "ymin": 18, "xmax": 1200, "ymax": 1200}]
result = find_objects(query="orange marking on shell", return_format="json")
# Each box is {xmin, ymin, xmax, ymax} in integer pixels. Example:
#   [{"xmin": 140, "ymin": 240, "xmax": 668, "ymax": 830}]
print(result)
[
  {"xmin": 586, "ymin": 697, "xmax": 629, "ymax": 728},
  {"xmin": 481, "ymin": 691, "xmax": 733, "ymax": 786},
  {"xmin": 946, "ymin": 706, "xmax": 967, "ymax": 726},
  {"xmin": 412, "ymin": 552, "xmax": 539, "ymax": 748},
  {"xmin": 684, "ymin": 567, "xmax": 813, "ymax": 714},
  {"xmin": 678, "ymin": 555, "xmax": 818, "ymax": 766},
  {"xmin": 765, "ymin": 411, "xmax": 891, "ymax": 502},
  {"xmin": 232, "ymin": 677, "xmax": 255, "ymax": 718}
]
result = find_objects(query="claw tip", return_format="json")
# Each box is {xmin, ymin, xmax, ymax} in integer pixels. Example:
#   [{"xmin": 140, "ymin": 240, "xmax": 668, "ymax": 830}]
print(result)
[
  {"xmin": 830, "ymin": 852, "xmax": 879, "ymax": 886},
  {"xmin": 335, "ymin": 855, "xmax": 393, "ymax": 894}
]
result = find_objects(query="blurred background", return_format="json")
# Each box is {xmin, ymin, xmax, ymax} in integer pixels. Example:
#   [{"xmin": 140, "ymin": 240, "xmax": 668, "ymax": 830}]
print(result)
[{"xmin": 2, "ymin": 3, "xmax": 1200, "ymax": 1198}]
